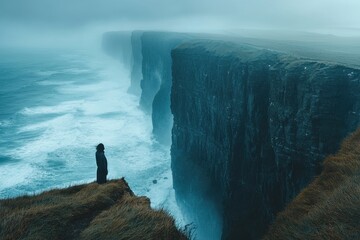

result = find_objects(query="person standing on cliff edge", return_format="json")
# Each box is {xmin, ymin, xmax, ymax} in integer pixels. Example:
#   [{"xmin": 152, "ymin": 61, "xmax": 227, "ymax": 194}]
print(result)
[{"xmin": 96, "ymin": 143, "xmax": 108, "ymax": 184}]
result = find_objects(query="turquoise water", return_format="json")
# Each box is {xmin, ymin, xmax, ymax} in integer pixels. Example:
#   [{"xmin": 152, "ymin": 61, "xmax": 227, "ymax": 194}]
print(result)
[{"xmin": 0, "ymin": 48, "xmax": 182, "ymax": 221}]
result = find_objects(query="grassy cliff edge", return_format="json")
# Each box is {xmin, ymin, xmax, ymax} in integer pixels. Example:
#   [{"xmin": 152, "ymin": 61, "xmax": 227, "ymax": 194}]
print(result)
[
  {"xmin": 0, "ymin": 178, "xmax": 188, "ymax": 240},
  {"xmin": 265, "ymin": 128, "xmax": 360, "ymax": 239}
]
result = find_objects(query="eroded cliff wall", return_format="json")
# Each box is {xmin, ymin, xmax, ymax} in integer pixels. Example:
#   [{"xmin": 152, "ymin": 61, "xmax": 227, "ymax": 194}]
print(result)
[
  {"xmin": 171, "ymin": 40, "xmax": 360, "ymax": 239},
  {"xmin": 140, "ymin": 32, "xmax": 191, "ymax": 144}
]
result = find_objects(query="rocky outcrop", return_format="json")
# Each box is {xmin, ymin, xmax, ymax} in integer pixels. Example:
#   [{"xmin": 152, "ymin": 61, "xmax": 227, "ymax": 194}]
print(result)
[
  {"xmin": 102, "ymin": 31, "xmax": 133, "ymax": 69},
  {"xmin": 170, "ymin": 40, "xmax": 360, "ymax": 239},
  {"xmin": 140, "ymin": 32, "xmax": 191, "ymax": 144}
]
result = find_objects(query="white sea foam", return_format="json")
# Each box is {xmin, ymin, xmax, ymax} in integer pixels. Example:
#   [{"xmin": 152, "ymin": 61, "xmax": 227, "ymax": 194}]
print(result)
[
  {"xmin": 20, "ymin": 101, "xmax": 84, "ymax": 116},
  {"xmin": 0, "ymin": 162, "xmax": 35, "ymax": 190}
]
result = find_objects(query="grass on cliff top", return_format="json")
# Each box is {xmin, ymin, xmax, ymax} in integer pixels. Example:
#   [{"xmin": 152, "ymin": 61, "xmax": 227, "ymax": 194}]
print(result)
[
  {"xmin": 264, "ymin": 128, "xmax": 360, "ymax": 240},
  {"xmin": 0, "ymin": 178, "xmax": 189, "ymax": 240}
]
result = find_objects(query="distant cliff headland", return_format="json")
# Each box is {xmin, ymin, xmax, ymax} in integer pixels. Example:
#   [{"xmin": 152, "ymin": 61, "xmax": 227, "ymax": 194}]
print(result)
[
  {"xmin": 0, "ymin": 178, "xmax": 189, "ymax": 240},
  {"xmin": 103, "ymin": 30, "xmax": 360, "ymax": 240}
]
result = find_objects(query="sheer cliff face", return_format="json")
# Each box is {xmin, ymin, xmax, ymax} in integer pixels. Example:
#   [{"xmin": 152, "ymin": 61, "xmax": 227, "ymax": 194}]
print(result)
[
  {"xmin": 139, "ymin": 32, "xmax": 190, "ymax": 144},
  {"xmin": 171, "ymin": 40, "xmax": 360, "ymax": 239}
]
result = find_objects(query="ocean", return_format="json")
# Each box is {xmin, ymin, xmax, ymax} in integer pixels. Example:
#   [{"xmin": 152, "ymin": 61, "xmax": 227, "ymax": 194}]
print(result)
[{"xmin": 0, "ymin": 47, "xmax": 183, "ymax": 222}]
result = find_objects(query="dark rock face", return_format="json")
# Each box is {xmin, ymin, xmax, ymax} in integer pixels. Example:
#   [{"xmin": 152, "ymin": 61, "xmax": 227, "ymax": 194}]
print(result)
[
  {"xmin": 102, "ymin": 31, "xmax": 133, "ymax": 69},
  {"xmin": 171, "ymin": 40, "xmax": 360, "ymax": 240},
  {"xmin": 140, "ymin": 32, "xmax": 191, "ymax": 144}
]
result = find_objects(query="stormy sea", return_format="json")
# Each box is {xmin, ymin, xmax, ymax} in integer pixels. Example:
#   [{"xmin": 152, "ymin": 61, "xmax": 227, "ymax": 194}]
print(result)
[{"xmin": 0, "ymin": 47, "xmax": 182, "ymax": 222}]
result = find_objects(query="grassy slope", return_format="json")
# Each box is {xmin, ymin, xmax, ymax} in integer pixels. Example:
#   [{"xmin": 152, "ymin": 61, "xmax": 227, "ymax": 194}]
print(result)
[
  {"xmin": 264, "ymin": 128, "xmax": 360, "ymax": 240},
  {"xmin": 0, "ymin": 178, "xmax": 188, "ymax": 240}
]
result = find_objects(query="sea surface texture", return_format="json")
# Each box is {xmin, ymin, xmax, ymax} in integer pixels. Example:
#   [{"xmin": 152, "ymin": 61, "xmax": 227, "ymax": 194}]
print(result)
[{"xmin": 0, "ymin": 48, "xmax": 181, "ymax": 221}]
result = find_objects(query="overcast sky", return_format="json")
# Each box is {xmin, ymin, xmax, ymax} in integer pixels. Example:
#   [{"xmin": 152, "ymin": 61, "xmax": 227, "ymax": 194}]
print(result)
[
  {"xmin": 1, "ymin": 0, "xmax": 359, "ymax": 47},
  {"xmin": 1, "ymin": 0, "xmax": 359, "ymax": 29}
]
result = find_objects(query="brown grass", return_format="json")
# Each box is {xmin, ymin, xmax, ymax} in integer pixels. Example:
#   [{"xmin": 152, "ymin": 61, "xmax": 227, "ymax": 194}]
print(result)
[
  {"xmin": 0, "ymin": 178, "xmax": 189, "ymax": 240},
  {"xmin": 264, "ymin": 128, "xmax": 360, "ymax": 240}
]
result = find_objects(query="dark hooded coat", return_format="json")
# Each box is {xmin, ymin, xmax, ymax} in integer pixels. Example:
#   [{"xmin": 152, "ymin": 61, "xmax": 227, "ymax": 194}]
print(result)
[{"xmin": 96, "ymin": 150, "xmax": 108, "ymax": 184}]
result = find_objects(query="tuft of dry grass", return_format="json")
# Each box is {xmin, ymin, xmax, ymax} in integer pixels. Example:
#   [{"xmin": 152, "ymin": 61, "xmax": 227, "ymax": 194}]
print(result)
[
  {"xmin": 80, "ymin": 194, "xmax": 188, "ymax": 240},
  {"xmin": 0, "ymin": 178, "xmax": 189, "ymax": 240},
  {"xmin": 264, "ymin": 128, "xmax": 360, "ymax": 240}
]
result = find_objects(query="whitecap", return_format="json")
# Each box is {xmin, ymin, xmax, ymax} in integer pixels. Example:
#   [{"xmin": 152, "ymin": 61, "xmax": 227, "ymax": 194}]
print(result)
[
  {"xmin": 10, "ymin": 114, "xmax": 84, "ymax": 164},
  {"xmin": 19, "ymin": 101, "xmax": 84, "ymax": 116}
]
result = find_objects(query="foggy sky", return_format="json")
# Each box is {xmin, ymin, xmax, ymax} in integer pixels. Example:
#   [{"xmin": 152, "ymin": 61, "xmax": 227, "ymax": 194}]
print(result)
[
  {"xmin": 1, "ymin": 0, "xmax": 360, "ymax": 48},
  {"xmin": 1, "ymin": 0, "xmax": 360, "ymax": 29}
]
